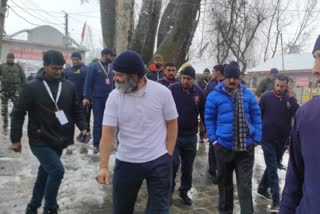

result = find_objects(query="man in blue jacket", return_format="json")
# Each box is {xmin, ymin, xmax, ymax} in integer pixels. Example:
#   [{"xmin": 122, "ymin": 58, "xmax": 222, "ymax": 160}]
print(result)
[
  {"xmin": 205, "ymin": 61, "xmax": 262, "ymax": 214},
  {"xmin": 279, "ymin": 35, "xmax": 320, "ymax": 214},
  {"xmin": 169, "ymin": 66, "xmax": 205, "ymax": 205},
  {"xmin": 83, "ymin": 48, "xmax": 115, "ymax": 153},
  {"xmin": 64, "ymin": 51, "xmax": 91, "ymax": 134},
  {"xmin": 258, "ymin": 74, "xmax": 299, "ymax": 212}
]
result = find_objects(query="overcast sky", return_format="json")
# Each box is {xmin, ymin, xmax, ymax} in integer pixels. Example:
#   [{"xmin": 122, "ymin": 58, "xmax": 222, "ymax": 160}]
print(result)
[
  {"xmin": 5, "ymin": 0, "xmax": 102, "ymax": 47},
  {"xmin": 4, "ymin": 0, "xmax": 320, "ymax": 70}
]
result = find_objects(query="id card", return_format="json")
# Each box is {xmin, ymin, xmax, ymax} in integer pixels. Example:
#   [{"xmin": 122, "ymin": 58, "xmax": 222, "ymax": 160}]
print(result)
[
  {"xmin": 55, "ymin": 110, "xmax": 69, "ymax": 125},
  {"xmin": 106, "ymin": 78, "xmax": 110, "ymax": 85}
]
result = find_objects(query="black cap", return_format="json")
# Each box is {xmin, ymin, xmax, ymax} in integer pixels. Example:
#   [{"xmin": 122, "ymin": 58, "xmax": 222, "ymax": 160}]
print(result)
[
  {"xmin": 270, "ymin": 68, "xmax": 279, "ymax": 74},
  {"xmin": 101, "ymin": 48, "xmax": 115, "ymax": 56},
  {"xmin": 313, "ymin": 35, "xmax": 320, "ymax": 55},
  {"xmin": 113, "ymin": 50, "xmax": 145, "ymax": 75},
  {"xmin": 224, "ymin": 61, "xmax": 240, "ymax": 79},
  {"xmin": 181, "ymin": 66, "xmax": 196, "ymax": 79}
]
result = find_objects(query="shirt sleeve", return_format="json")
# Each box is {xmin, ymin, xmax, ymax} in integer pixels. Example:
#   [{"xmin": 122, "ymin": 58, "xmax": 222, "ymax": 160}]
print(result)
[
  {"xmin": 280, "ymin": 112, "xmax": 304, "ymax": 213},
  {"xmin": 102, "ymin": 91, "xmax": 118, "ymax": 126},
  {"xmin": 163, "ymin": 89, "xmax": 178, "ymax": 121}
]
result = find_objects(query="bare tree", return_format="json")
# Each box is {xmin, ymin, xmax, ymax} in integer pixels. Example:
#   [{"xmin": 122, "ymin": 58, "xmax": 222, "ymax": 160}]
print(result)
[
  {"xmin": 286, "ymin": 0, "xmax": 318, "ymax": 54},
  {"xmin": 210, "ymin": 0, "xmax": 268, "ymax": 72},
  {"xmin": 129, "ymin": 0, "xmax": 162, "ymax": 63},
  {"xmin": 100, "ymin": 0, "xmax": 116, "ymax": 50},
  {"xmin": 0, "ymin": 0, "xmax": 8, "ymax": 56},
  {"xmin": 155, "ymin": 0, "xmax": 201, "ymax": 68},
  {"xmin": 157, "ymin": 0, "xmax": 177, "ymax": 48},
  {"xmin": 114, "ymin": 0, "xmax": 135, "ymax": 53}
]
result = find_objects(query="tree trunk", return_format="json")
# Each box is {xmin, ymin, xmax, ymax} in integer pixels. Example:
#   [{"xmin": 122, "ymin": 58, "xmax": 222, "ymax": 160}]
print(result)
[
  {"xmin": 100, "ymin": 0, "xmax": 115, "ymax": 50},
  {"xmin": 129, "ymin": 0, "xmax": 162, "ymax": 63},
  {"xmin": 155, "ymin": 0, "xmax": 201, "ymax": 68},
  {"xmin": 114, "ymin": 0, "xmax": 134, "ymax": 54},
  {"xmin": 157, "ymin": 0, "xmax": 177, "ymax": 48},
  {"xmin": 0, "ymin": 0, "xmax": 7, "ymax": 57}
]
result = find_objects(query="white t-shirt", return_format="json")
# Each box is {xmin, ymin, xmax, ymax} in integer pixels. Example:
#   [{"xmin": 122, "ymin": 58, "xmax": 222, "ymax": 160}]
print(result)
[{"xmin": 103, "ymin": 78, "xmax": 178, "ymax": 163}]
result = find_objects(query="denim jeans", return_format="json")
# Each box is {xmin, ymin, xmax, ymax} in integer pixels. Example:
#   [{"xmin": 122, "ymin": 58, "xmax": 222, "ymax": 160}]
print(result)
[
  {"xmin": 112, "ymin": 153, "xmax": 172, "ymax": 214},
  {"xmin": 258, "ymin": 141, "xmax": 280, "ymax": 205},
  {"xmin": 172, "ymin": 135, "xmax": 197, "ymax": 193},
  {"xmin": 215, "ymin": 143, "xmax": 255, "ymax": 214},
  {"xmin": 29, "ymin": 144, "xmax": 64, "ymax": 209}
]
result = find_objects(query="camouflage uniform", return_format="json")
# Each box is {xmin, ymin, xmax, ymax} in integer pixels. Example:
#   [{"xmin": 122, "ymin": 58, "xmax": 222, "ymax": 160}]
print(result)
[{"xmin": 0, "ymin": 63, "xmax": 25, "ymax": 126}]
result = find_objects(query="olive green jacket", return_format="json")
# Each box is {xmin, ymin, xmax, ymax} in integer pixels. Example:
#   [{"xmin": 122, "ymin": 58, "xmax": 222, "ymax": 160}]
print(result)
[{"xmin": 0, "ymin": 63, "xmax": 26, "ymax": 84}]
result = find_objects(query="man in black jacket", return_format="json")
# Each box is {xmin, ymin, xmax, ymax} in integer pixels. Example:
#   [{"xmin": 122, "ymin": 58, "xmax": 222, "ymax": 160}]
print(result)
[
  {"xmin": 9, "ymin": 50, "xmax": 88, "ymax": 214},
  {"xmin": 169, "ymin": 66, "xmax": 205, "ymax": 205}
]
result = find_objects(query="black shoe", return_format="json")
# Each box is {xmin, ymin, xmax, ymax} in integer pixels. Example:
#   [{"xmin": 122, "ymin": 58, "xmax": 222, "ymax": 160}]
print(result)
[
  {"xmin": 212, "ymin": 175, "xmax": 218, "ymax": 185},
  {"xmin": 93, "ymin": 146, "xmax": 99, "ymax": 154},
  {"xmin": 179, "ymin": 191, "xmax": 192, "ymax": 205},
  {"xmin": 270, "ymin": 203, "xmax": 280, "ymax": 213},
  {"xmin": 278, "ymin": 163, "xmax": 286, "ymax": 170},
  {"xmin": 43, "ymin": 207, "xmax": 58, "ymax": 214},
  {"xmin": 257, "ymin": 190, "xmax": 272, "ymax": 201},
  {"xmin": 26, "ymin": 204, "xmax": 38, "ymax": 214}
]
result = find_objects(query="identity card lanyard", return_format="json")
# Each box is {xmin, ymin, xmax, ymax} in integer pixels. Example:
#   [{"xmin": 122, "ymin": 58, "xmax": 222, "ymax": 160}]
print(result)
[
  {"xmin": 98, "ymin": 61, "xmax": 111, "ymax": 85},
  {"xmin": 43, "ymin": 81, "xmax": 69, "ymax": 125},
  {"xmin": 43, "ymin": 80, "xmax": 62, "ymax": 111}
]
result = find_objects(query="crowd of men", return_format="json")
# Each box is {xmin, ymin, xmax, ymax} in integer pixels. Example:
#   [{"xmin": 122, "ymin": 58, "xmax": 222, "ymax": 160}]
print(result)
[{"xmin": 3, "ymin": 35, "xmax": 320, "ymax": 214}]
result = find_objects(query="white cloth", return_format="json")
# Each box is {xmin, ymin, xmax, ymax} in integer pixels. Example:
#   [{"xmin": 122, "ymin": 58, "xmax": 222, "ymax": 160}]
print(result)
[{"xmin": 103, "ymin": 79, "xmax": 178, "ymax": 163}]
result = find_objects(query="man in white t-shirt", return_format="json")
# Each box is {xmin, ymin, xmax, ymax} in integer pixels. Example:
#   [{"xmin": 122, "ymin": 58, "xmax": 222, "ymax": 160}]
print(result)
[{"xmin": 96, "ymin": 50, "xmax": 178, "ymax": 214}]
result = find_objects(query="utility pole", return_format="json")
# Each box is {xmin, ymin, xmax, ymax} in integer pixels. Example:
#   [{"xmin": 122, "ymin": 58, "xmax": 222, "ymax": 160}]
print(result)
[
  {"xmin": 0, "ymin": 0, "xmax": 8, "ymax": 58},
  {"xmin": 280, "ymin": 32, "xmax": 285, "ymax": 72},
  {"xmin": 62, "ymin": 11, "xmax": 70, "ymax": 47}
]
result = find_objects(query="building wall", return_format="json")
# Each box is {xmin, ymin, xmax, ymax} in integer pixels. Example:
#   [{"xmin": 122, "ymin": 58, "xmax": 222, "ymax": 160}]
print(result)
[{"xmin": 27, "ymin": 25, "xmax": 66, "ymax": 47}]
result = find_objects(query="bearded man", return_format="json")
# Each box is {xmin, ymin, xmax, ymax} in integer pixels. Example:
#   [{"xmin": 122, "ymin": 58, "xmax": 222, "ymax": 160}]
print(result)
[{"xmin": 96, "ymin": 50, "xmax": 178, "ymax": 214}]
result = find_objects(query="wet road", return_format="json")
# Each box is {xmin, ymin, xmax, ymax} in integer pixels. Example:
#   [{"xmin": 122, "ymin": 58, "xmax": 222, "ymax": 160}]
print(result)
[{"xmin": 0, "ymin": 124, "xmax": 288, "ymax": 214}]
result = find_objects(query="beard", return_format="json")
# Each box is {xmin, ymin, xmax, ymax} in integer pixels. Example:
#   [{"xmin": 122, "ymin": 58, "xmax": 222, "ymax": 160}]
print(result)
[
  {"xmin": 115, "ymin": 78, "xmax": 138, "ymax": 93},
  {"xmin": 155, "ymin": 63, "xmax": 162, "ymax": 69}
]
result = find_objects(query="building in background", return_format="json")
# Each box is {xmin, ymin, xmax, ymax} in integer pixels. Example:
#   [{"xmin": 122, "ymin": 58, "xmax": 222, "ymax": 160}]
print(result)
[
  {"xmin": 247, "ymin": 53, "xmax": 316, "ymax": 104},
  {"xmin": 1, "ymin": 25, "xmax": 86, "ymax": 75}
]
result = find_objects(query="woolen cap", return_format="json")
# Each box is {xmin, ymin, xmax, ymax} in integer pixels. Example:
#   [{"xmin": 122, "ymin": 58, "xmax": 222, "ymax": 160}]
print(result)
[
  {"xmin": 101, "ymin": 48, "xmax": 115, "ymax": 56},
  {"xmin": 71, "ymin": 51, "xmax": 82, "ymax": 60},
  {"xmin": 270, "ymin": 68, "xmax": 279, "ymax": 75},
  {"xmin": 180, "ymin": 66, "xmax": 196, "ymax": 79},
  {"xmin": 224, "ymin": 61, "xmax": 240, "ymax": 79},
  {"xmin": 112, "ymin": 50, "xmax": 145, "ymax": 75}
]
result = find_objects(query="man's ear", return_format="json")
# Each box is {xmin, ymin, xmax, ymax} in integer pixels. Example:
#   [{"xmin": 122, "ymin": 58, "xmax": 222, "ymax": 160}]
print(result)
[{"xmin": 312, "ymin": 50, "xmax": 320, "ymax": 74}]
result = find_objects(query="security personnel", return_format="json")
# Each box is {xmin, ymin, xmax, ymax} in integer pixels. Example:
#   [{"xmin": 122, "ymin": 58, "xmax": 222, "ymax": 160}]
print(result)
[
  {"xmin": 0, "ymin": 53, "xmax": 26, "ymax": 128},
  {"xmin": 83, "ymin": 48, "xmax": 115, "ymax": 153}
]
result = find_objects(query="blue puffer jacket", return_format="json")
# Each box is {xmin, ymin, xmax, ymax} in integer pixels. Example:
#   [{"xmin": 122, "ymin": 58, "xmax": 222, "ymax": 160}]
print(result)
[{"xmin": 205, "ymin": 82, "xmax": 262, "ymax": 149}]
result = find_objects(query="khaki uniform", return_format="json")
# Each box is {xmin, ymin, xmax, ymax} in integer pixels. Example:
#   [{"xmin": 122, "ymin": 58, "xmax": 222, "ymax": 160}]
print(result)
[{"xmin": 0, "ymin": 63, "xmax": 25, "ymax": 126}]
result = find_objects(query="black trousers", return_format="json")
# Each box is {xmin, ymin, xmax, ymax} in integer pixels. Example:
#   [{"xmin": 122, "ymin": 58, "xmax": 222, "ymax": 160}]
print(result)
[
  {"xmin": 215, "ymin": 143, "xmax": 255, "ymax": 214},
  {"xmin": 208, "ymin": 144, "xmax": 217, "ymax": 176},
  {"xmin": 172, "ymin": 135, "xmax": 197, "ymax": 193}
]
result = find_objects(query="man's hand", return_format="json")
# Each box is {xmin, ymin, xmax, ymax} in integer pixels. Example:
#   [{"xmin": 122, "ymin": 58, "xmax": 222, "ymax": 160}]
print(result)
[
  {"xmin": 9, "ymin": 143, "xmax": 22, "ymax": 153},
  {"xmin": 96, "ymin": 168, "xmax": 110, "ymax": 185},
  {"xmin": 83, "ymin": 99, "xmax": 90, "ymax": 107}
]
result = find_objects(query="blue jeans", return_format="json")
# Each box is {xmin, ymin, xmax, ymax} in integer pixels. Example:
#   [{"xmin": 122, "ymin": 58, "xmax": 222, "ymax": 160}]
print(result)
[
  {"xmin": 112, "ymin": 153, "xmax": 172, "ymax": 214},
  {"xmin": 92, "ymin": 97, "xmax": 107, "ymax": 147},
  {"xmin": 172, "ymin": 135, "xmax": 197, "ymax": 193},
  {"xmin": 258, "ymin": 141, "xmax": 280, "ymax": 204},
  {"xmin": 29, "ymin": 145, "xmax": 64, "ymax": 209}
]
